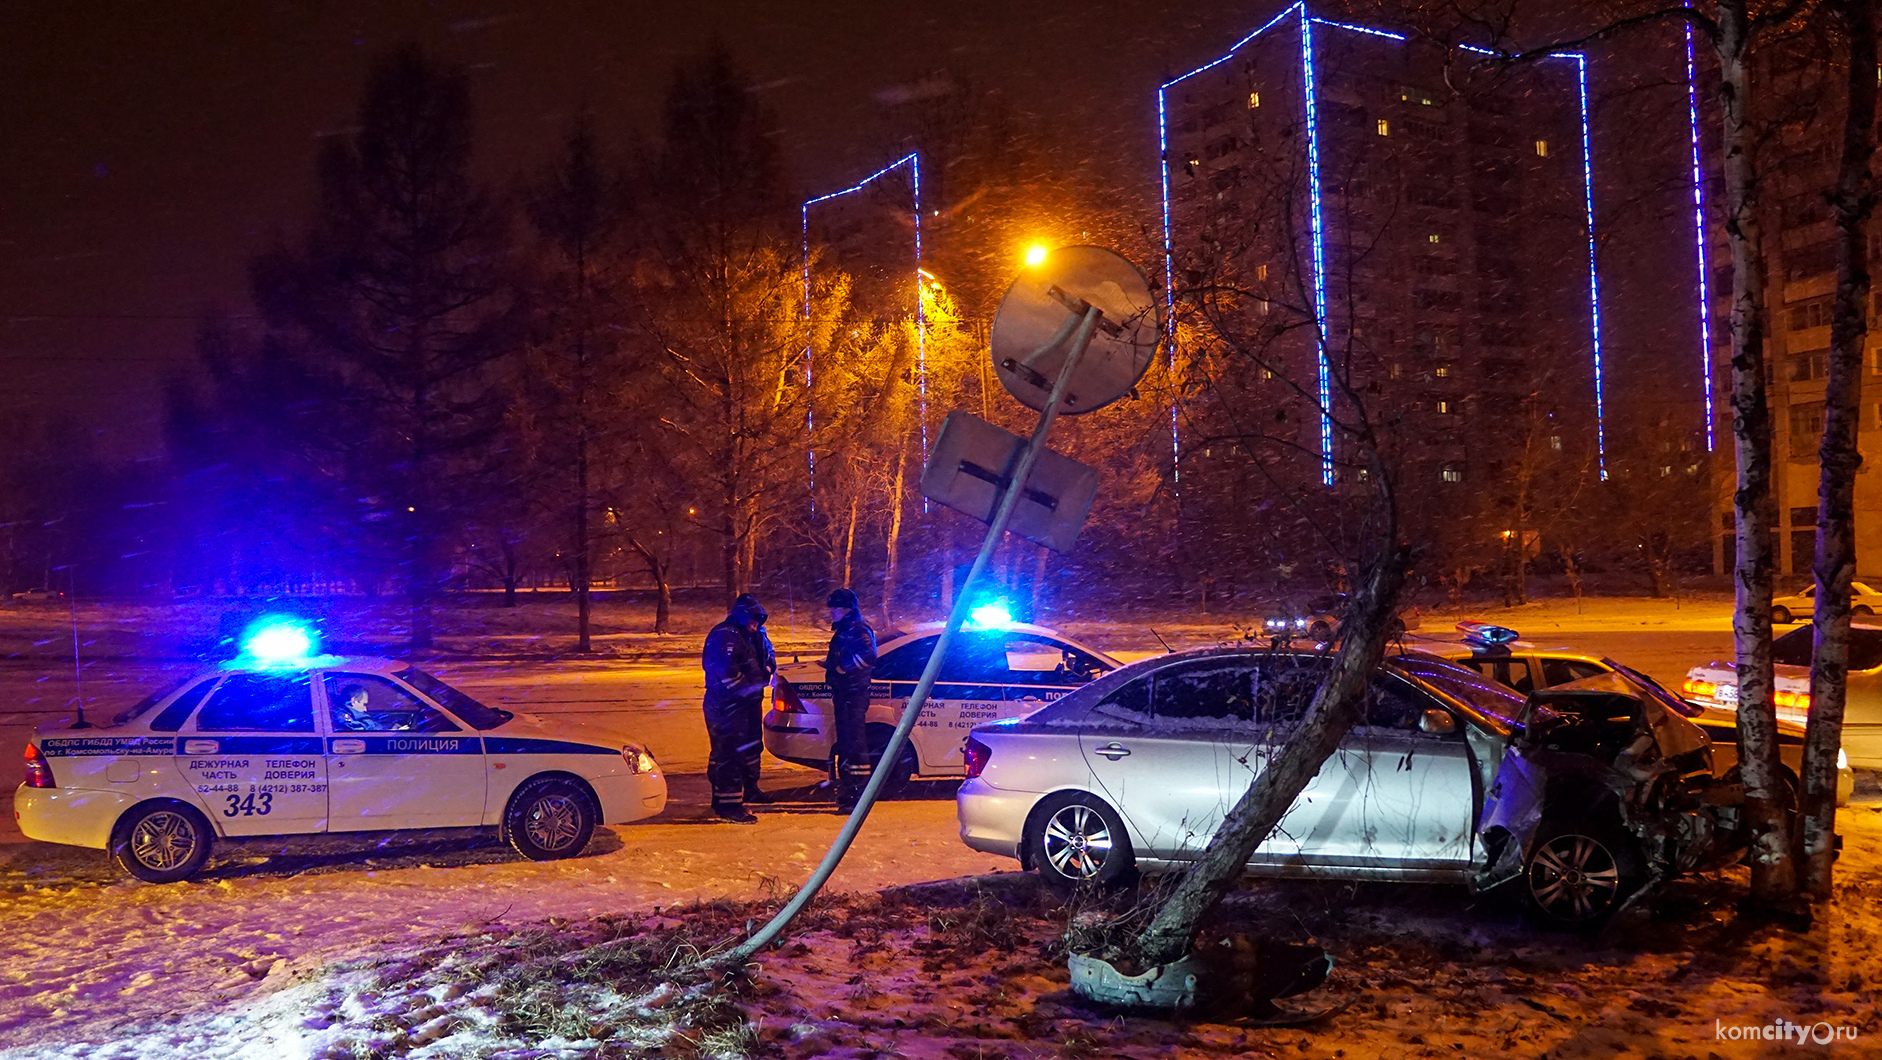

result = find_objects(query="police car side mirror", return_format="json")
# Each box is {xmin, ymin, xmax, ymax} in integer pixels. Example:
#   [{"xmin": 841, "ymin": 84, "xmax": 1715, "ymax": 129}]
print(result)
[{"xmin": 1419, "ymin": 709, "xmax": 1457, "ymax": 736}]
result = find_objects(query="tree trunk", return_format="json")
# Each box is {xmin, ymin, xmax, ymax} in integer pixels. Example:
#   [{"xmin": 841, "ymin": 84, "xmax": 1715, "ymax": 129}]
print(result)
[
  {"xmin": 575, "ymin": 441, "xmax": 592, "ymax": 652},
  {"xmin": 880, "ymin": 442, "xmax": 909, "ymax": 629},
  {"xmin": 1127, "ymin": 524, "xmax": 1408, "ymax": 969},
  {"xmin": 1802, "ymin": 0, "xmax": 1877, "ymax": 900},
  {"xmin": 654, "ymin": 565, "xmax": 672, "ymax": 635},
  {"xmin": 841, "ymin": 488, "xmax": 860, "ymax": 591},
  {"xmin": 1717, "ymin": 0, "xmax": 1796, "ymax": 903}
]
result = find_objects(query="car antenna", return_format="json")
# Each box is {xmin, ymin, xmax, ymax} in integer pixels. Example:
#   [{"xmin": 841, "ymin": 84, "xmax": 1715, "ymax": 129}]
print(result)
[
  {"xmin": 1148, "ymin": 627, "xmax": 1175, "ymax": 654},
  {"xmin": 67, "ymin": 564, "xmax": 91, "ymax": 729}
]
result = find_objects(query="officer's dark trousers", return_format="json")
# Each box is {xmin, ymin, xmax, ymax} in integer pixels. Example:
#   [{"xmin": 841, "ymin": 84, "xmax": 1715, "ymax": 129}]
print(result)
[
  {"xmin": 830, "ymin": 684, "xmax": 872, "ymax": 805},
  {"xmin": 706, "ymin": 701, "xmax": 763, "ymax": 812}
]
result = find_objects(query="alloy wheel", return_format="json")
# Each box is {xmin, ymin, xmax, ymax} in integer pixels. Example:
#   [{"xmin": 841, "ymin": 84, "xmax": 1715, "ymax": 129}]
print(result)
[
  {"xmin": 1042, "ymin": 804, "xmax": 1114, "ymax": 880},
  {"xmin": 129, "ymin": 811, "xmax": 200, "ymax": 872},
  {"xmin": 524, "ymin": 795, "xmax": 583, "ymax": 853},
  {"xmin": 1528, "ymin": 833, "xmax": 1622, "ymax": 921}
]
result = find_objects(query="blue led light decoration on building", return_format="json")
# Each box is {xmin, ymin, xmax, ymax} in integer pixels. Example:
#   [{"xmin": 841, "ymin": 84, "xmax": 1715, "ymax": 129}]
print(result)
[
  {"xmin": 1156, "ymin": 6, "xmax": 1610, "ymax": 486},
  {"xmin": 1686, "ymin": 20, "xmax": 1716, "ymax": 453},
  {"xmin": 800, "ymin": 153, "xmax": 925, "ymax": 498}
]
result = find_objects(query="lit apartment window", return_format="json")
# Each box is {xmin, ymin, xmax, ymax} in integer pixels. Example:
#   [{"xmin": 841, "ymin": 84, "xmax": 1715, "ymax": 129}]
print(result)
[
  {"xmin": 1550, "ymin": 435, "xmax": 1563, "ymax": 451},
  {"xmin": 1536, "ymin": 140, "xmax": 1549, "ymax": 157},
  {"xmin": 1376, "ymin": 119, "xmax": 1391, "ymax": 136},
  {"xmin": 1434, "ymin": 365, "xmax": 1452, "ymax": 378},
  {"xmin": 1436, "ymin": 400, "xmax": 1457, "ymax": 414},
  {"xmin": 1440, "ymin": 465, "xmax": 1463, "ymax": 483},
  {"xmin": 1390, "ymin": 363, "xmax": 1403, "ymax": 379},
  {"xmin": 1428, "ymin": 233, "xmax": 1441, "ymax": 244},
  {"xmin": 1249, "ymin": 91, "xmax": 1261, "ymax": 109},
  {"xmin": 1256, "ymin": 263, "xmax": 1268, "ymax": 281}
]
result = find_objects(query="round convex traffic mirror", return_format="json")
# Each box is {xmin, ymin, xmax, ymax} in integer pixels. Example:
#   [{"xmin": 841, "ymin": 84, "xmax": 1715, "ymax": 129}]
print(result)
[{"xmin": 988, "ymin": 246, "xmax": 1159, "ymax": 416}]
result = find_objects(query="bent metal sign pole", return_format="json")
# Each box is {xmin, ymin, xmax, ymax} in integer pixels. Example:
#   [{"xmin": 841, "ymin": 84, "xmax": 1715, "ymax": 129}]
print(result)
[{"xmin": 717, "ymin": 247, "xmax": 1157, "ymax": 969}]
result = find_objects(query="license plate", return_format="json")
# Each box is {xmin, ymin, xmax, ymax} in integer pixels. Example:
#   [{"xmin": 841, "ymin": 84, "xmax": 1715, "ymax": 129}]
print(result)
[{"xmin": 1715, "ymin": 682, "xmax": 1738, "ymax": 705}]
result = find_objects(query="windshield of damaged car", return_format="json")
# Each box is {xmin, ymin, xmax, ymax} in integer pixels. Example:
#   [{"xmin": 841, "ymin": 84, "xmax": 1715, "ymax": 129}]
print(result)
[
  {"xmin": 1772, "ymin": 625, "xmax": 1882, "ymax": 670},
  {"xmin": 395, "ymin": 667, "xmax": 513, "ymax": 730},
  {"xmin": 1391, "ymin": 658, "xmax": 1522, "ymax": 728}
]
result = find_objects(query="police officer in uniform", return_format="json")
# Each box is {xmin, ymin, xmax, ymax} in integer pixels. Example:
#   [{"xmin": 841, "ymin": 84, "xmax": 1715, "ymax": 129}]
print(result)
[
  {"xmin": 823, "ymin": 588, "xmax": 878, "ymax": 812},
  {"xmin": 702, "ymin": 595, "xmax": 773, "ymax": 823}
]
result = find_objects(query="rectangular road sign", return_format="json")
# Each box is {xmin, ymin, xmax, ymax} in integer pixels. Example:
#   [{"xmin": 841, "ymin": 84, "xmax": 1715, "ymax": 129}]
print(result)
[{"xmin": 919, "ymin": 411, "xmax": 1099, "ymax": 553}]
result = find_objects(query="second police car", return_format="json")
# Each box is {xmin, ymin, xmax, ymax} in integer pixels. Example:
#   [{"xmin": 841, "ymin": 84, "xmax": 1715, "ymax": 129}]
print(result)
[
  {"xmin": 763, "ymin": 606, "xmax": 1120, "ymax": 789},
  {"xmin": 15, "ymin": 621, "xmax": 667, "ymax": 882}
]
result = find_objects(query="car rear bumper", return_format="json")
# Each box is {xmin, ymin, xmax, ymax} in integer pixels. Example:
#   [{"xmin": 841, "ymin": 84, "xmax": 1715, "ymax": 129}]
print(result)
[
  {"xmin": 956, "ymin": 778, "xmax": 1034, "ymax": 861},
  {"xmin": 592, "ymin": 771, "xmax": 667, "ymax": 825},
  {"xmin": 763, "ymin": 708, "xmax": 833, "ymax": 769},
  {"xmin": 14, "ymin": 784, "xmax": 131, "ymax": 849}
]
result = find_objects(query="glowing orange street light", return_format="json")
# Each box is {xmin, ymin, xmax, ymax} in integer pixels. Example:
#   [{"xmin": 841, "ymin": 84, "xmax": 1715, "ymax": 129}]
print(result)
[{"xmin": 1024, "ymin": 243, "xmax": 1049, "ymax": 268}]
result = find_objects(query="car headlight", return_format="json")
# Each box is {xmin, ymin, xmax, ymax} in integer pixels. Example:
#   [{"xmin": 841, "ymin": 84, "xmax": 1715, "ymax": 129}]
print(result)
[
  {"xmin": 1839, "ymin": 747, "xmax": 1849, "ymax": 771},
  {"xmin": 622, "ymin": 744, "xmax": 658, "ymax": 774}
]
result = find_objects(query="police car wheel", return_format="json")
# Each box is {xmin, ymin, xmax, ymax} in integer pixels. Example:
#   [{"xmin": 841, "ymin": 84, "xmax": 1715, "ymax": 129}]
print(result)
[
  {"xmin": 505, "ymin": 778, "xmax": 597, "ymax": 861},
  {"xmin": 111, "ymin": 802, "xmax": 212, "ymax": 883}
]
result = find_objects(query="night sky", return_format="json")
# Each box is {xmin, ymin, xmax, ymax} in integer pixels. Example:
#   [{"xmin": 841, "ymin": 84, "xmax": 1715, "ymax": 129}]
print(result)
[{"xmin": 2, "ymin": 0, "xmax": 1698, "ymax": 459}]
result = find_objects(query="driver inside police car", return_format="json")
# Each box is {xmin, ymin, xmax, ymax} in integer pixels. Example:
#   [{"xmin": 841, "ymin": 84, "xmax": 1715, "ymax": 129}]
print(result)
[{"xmin": 333, "ymin": 682, "xmax": 413, "ymax": 732}]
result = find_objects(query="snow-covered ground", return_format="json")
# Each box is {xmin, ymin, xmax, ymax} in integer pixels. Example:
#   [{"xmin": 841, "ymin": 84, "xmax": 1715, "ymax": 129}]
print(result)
[
  {"xmin": 0, "ymin": 799, "xmax": 1009, "ymax": 1055},
  {"xmin": 7, "ymin": 807, "xmax": 1882, "ymax": 1058}
]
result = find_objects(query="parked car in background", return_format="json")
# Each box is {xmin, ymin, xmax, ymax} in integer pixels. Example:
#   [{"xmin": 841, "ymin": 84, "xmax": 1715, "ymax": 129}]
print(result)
[
  {"xmin": 1770, "ymin": 581, "xmax": 1882, "ymax": 624},
  {"xmin": 957, "ymin": 646, "xmax": 1763, "ymax": 926},
  {"xmin": 1686, "ymin": 620, "xmax": 1882, "ymax": 770},
  {"xmin": 764, "ymin": 616, "xmax": 1119, "ymax": 790},
  {"xmin": 8, "ymin": 588, "xmax": 65, "ymax": 604},
  {"xmin": 1250, "ymin": 594, "xmax": 1421, "ymax": 643},
  {"xmin": 1424, "ymin": 621, "xmax": 1850, "ymax": 805}
]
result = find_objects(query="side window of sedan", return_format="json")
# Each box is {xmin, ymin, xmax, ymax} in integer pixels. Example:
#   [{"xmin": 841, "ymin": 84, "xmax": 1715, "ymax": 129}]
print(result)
[
  {"xmin": 326, "ymin": 674, "xmax": 459, "ymax": 733},
  {"xmin": 1151, "ymin": 660, "xmax": 1260, "ymax": 723},
  {"xmin": 193, "ymin": 673, "xmax": 316, "ymax": 732},
  {"xmin": 1539, "ymin": 658, "xmax": 1607, "ymax": 687},
  {"xmin": 1364, "ymin": 675, "xmax": 1460, "ymax": 739},
  {"xmin": 873, "ymin": 638, "xmax": 939, "ymax": 681}
]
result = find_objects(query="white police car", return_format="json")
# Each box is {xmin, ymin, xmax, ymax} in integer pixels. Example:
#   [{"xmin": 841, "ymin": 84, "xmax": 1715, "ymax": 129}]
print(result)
[
  {"xmin": 15, "ymin": 621, "xmax": 666, "ymax": 882},
  {"xmin": 763, "ymin": 607, "xmax": 1119, "ymax": 788}
]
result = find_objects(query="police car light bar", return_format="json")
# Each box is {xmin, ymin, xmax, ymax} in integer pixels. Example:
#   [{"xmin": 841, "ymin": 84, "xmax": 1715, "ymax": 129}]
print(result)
[
  {"xmin": 967, "ymin": 601, "xmax": 1015, "ymax": 631},
  {"xmin": 1456, "ymin": 621, "xmax": 1520, "ymax": 646},
  {"xmin": 242, "ymin": 618, "xmax": 319, "ymax": 663}
]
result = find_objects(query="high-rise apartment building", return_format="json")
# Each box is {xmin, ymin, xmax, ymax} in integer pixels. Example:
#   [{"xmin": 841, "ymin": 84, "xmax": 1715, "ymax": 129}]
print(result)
[{"xmin": 1159, "ymin": 4, "xmax": 1605, "ymax": 575}]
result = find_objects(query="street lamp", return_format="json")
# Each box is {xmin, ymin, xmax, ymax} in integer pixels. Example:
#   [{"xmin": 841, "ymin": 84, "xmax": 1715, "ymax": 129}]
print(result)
[{"xmin": 1024, "ymin": 243, "xmax": 1049, "ymax": 268}]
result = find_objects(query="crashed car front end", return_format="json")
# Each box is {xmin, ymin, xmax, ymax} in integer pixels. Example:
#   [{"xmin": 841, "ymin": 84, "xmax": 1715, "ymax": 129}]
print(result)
[{"xmin": 1473, "ymin": 671, "xmax": 1756, "ymax": 921}]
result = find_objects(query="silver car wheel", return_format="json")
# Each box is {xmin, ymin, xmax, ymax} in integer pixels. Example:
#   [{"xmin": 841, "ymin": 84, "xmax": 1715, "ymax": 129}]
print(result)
[
  {"xmin": 1528, "ymin": 833, "xmax": 1621, "ymax": 920},
  {"xmin": 1042, "ymin": 804, "xmax": 1114, "ymax": 880},
  {"xmin": 523, "ymin": 795, "xmax": 584, "ymax": 853},
  {"xmin": 129, "ymin": 810, "xmax": 200, "ymax": 872}
]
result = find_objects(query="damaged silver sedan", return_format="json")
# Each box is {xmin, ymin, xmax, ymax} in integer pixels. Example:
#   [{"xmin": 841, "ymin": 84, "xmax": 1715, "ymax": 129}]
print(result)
[{"xmin": 956, "ymin": 647, "xmax": 1774, "ymax": 927}]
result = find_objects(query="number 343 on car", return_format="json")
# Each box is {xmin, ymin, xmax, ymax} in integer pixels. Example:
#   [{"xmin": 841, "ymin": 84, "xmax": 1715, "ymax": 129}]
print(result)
[{"xmin": 15, "ymin": 651, "xmax": 666, "ymax": 883}]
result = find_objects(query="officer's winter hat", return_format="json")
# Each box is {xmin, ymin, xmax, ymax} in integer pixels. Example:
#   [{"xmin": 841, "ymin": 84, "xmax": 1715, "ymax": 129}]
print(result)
[{"xmin": 827, "ymin": 588, "xmax": 860, "ymax": 613}]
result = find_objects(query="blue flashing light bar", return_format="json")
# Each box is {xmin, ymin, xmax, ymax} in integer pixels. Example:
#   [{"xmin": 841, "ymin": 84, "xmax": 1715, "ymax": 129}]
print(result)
[
  {"xmin": 1298, "ymin": 5, "xmax": 1335, "ymax": 485},
  {"xmin": 1686, "ymin": 21, "xmax": 1716, "ymax": 452},
  {"xmin": 967, "ymin": 601, "xmax": 1016, "ymax": 631},
  {"xmin": 241, "ymin": 617, "xmax": 319, "ymax": 664}
]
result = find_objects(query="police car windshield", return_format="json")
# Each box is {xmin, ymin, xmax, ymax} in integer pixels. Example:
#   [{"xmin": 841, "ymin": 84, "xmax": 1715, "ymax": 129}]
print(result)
[
  {"xmin": 112, "ymin": 675, "xmax": 193, "ymax": 726},
  {"xmin": 395, "ymin": 668, "xmax": 513, "ymax": 730}
]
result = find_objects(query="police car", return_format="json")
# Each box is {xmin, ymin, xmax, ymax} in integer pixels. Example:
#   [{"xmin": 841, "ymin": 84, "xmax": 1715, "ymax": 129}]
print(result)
[
  {"xmin": 15, "ymin": 621, "xmax": 667, "ymax": 882},
  {"xmin": 1420, "ymin": 621, "xmax": 1851, "ymax": 805},
  {"xmin": 763, "ymin": 607, "xmax": 1119, "ymax": 789}
]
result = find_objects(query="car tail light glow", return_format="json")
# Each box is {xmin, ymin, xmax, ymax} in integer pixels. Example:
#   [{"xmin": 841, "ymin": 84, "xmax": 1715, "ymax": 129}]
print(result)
[
  {"xmin": 962, "ymin": 737, "xmax": 991, "ymax": 779},
  {"xmin": 23, "ymin": 744, "xmax": 53, "ymax": 789},
  {"xmin": 772, "ymin": 677, "xmax": 807, "ymax": 712},
  {"xmin": 1683, "ymin": 678, "xmax": 1717, "ymax": 700},
  {"xmin": 1775, "ymin": 689, "xmax": 1811, "ymax": 711}
]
